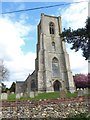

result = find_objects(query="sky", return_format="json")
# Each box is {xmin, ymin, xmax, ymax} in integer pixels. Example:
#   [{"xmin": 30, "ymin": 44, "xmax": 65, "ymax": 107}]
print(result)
[{"xmin": 0, "ymin": 0, "xmax": 88, "ymax": 88}]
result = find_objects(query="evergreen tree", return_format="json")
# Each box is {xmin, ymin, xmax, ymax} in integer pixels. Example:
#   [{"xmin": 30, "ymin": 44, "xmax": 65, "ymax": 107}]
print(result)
[
  {"xmin": 9, "ymin": 82, "xmax": 16, "ymax": 93},
  {"xmin": 61, "ymin": 17, "xmax": 90, "ymax": 60},
  {"xmin": 1, "ymin": 83, "xmax": 6, "ymax": 92}
]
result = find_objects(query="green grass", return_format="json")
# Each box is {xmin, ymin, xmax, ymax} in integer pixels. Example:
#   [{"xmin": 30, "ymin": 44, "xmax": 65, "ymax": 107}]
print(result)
[
  {"xmin": 67, "ymin": 91, "xmax": 78, "ymax": 98},
  {"xmin": 7, "ymin": 91, "xmax": 79, "ymax": 101},
  {"xmin": 19, "ymin": 92, "xmax": 60, "ymax": 100},
  {"xmin": 66, "ymin": 113, "xmax": 90, "ymax": 119},
  {"xmin": 32, "ymin": 91, "xmax": 78, "ymax": 100},
  {"xmin": 7, "ymin": 93, "xmax": 16, "ymax": 101},
  {"xmin": 7, "ymin": 91, "xmax": 90, "ymax": 101},
  {"xmin": 34, "ymin": 92, "xmax": 60, "ymax": 100}
]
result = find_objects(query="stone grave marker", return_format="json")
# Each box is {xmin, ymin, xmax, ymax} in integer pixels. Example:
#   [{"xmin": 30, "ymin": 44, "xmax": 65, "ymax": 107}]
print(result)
[
  {"xmin": 35, "ymin": 91, "xmax": 38, "ymax": 96},
  {"xmin": 23, "ymin": 92, "xmax": 29, "ymax": 98},
  {"xmin": 16, "ymin": 93, "xmax": 23, "ymax": 99},
  {"xmin": 11, "ymin": 92, "xmax": 14, "ymax": 94},
  {"xmin": 1, "ymin": 93, "xmax": 8, "ymax": 100},
  {"xmin": 30, "ymin": 92, "xmax": 35, "ymax": 98},
  {"xmin": 16, "ymin": 93, "xmax": 21, "ymax": 99},
  {"xmin": 77, "ymin": 88, "xmax": 84, "ymax": 97},
  {"xmin": 7, "ymin": 90, "xmax": 10, "ymax": 95},
  {"xmin": 83, "ymin": 88, "xmax": 89, "ymax": 95}
]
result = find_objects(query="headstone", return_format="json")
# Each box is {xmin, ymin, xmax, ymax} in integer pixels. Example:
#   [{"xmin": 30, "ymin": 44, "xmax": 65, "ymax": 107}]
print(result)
[
  {"xmin": 11, "ymin": 92, "xmax": 14, "ymax": 94},
  {"xmin": 35, "ymin": 91, "xmax": 38, "ymax": 96},
  {"xmin": 77, "ymin": 88, "xmax": 84, "ymax": 97},
  {"xmin": 7, "ymin": 90, "xmax": 10, "ymax": 95},
  {"xmin": 1, "ymin": 93, "xmax": 8, "ymax": 100},
  {"xmin": 30, "ymin": 92, "xmax": 35, "ymax": 98},
  {"xmin": 83, "ymin": 88, "xmax": 89, "ymax": 95},
  {"xmin": 77, "ymin": 88, "xmax": 79, "ymax": 91},
  {"xmin": 20, "ymin": 93, "xmax": 23, "ymax": 97},
  {"xmin": 60, "ymin": 90, "xmax": 67, "ymax": 98},
  {"xmin": 16, "ymin": 93, "xmax": 21, "ymax": 99},
  {"xmin": 24, "ymin": 93, "xmax": 29, "ymax": 98}
]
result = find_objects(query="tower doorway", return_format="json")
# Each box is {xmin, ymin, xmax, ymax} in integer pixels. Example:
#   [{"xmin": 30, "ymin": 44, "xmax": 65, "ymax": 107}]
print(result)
[{"xmin": 53, "ymin": 80, "xmax": 61, "ymax": 91}]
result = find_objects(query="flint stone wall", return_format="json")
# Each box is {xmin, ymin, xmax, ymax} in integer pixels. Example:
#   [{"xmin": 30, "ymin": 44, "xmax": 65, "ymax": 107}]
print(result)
[{"xmin": 1, "ymin": 97, "xmax": 90, "ymax": 119}]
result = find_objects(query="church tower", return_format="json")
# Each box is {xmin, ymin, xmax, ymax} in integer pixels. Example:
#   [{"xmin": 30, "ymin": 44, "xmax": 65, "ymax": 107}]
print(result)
[{"xmin": 36, "ymin": 14, "xmax": 75, "ymax": 93}]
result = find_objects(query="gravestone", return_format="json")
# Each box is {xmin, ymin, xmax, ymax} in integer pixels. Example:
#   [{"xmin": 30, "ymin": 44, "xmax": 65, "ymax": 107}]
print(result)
[
  {"xmin": 83, "ymin": 88, "xmax": 88, "ymax": 95},
  {"xmin": 16, "ymin": 93, "xmax": 21, "ymax": 99},
  {"xmin": 11, "ymin": 92, "xmax": 14, "ymax": 94},
  {"xmin": 35, "ymin": 91, "xmax": 38, "ymax": 96},
  {"xmin": 77, "ymin": 88, "xmax": 84, "ymax": 97},
  {"xmin": 30, "ymin": 92, "xmax": 35, "ymax": 98},
  {"xmin": 1, "ymin": 93, "xmax": 8, "ymax": 100},
  {"xmin": 23, "ymin": 92, "xmax": 29, "ymax": 98},
  {"xmin": 16, "ymin": 93, "xmax": 23, "ymax": 99},
  {"xmin": 7, "ymin": 90, "xmax": 10, "ymax": 95}
]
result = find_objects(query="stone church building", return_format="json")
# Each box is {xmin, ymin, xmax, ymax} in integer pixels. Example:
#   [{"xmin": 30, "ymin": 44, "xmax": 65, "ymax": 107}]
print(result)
[{"xmin": 16, "ymin": 14, "xmax": 75, "ymax": 96}]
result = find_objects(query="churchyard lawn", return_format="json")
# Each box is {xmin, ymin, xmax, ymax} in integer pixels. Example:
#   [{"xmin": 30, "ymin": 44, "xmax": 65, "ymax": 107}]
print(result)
[{"xmin": 7, "ymin": 91, "xmax": 90, "ymax": 101}]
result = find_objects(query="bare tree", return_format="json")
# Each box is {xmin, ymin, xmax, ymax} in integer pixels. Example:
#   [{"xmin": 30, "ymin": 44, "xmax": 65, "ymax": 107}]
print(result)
[
  {"xmin": 0, "ymin": 59, "xmax": 9, "ymax": 94},
  {"xmin": 0, "ymin": 59, "xmax": 9, "ymax": 81}
]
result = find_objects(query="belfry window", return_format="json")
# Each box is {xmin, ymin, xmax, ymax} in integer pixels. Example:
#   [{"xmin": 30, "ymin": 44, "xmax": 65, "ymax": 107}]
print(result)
[{"xmin": 49, "ymin": 22, "xmax": 55, "ymax": 34}]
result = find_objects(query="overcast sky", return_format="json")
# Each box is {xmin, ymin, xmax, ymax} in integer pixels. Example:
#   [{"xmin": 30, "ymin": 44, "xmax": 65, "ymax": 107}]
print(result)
[{"xmin": 0, "ymin": 0, "xmax": 88, "ymax": 88}]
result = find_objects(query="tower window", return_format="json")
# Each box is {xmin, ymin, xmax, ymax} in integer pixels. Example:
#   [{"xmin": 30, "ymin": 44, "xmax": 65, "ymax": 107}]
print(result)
[
  {"xmin": 52, "ymin": 42, "xmax": 55, "ymax": 50},
  {"xmin": 52, "ymin": 57, "xmax": 59, "ymax": 77},
  {"xmin": 49, "ymin": 22, "xmax": 55, "ymax": 34}
]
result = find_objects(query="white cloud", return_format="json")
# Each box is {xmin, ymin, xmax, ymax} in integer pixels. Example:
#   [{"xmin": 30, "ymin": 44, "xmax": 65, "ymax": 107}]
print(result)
[
  {"xmin": 0, "ymin": 15, "xmax": 36, "ymax": 88},
  {"xmin": 0, "ymin": 18, "xmax": 24, "ymax": 60},
  {"xmin": 59, "ymin": 0, "xmax": 88, "ymax": 29},
  {"xmin": 66, "ymin": 44, "xmax": 88, "ymax": 75}
]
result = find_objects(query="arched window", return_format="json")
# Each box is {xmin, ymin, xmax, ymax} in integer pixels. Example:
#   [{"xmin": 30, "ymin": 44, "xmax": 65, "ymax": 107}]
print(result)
[
  {"xmin": 31, "ymin": 80, "xmax": 35, "ymax": 91},
  {"xmin": 52, "ymin": 42, "xmax": 55, "ymax": 50},
  {"xmin": 52, "ymin": 57, "xmax": 59, "ymax": 77},
  {"xmin": 49, "ymin": 22, "xmax": 55, "ymax": 34}
]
